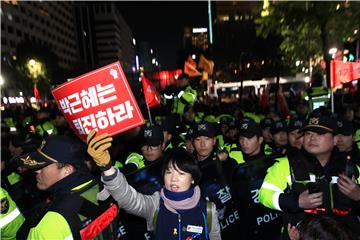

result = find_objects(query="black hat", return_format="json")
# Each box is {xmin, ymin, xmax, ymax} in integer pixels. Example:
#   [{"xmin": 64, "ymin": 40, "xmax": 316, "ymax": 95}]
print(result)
[
  {"xmin": 301, "ymin": 115, "xmax": 337, "ymax": 134},
  {"xmin": 336, "ymin": 118, "xmax": 354, "ymax": 136},
  {"xmin": 271, "ymin": 120, "xmax": 288, "ymax": 135},
  {"xmin": 219, "ymin": 116, "xmax": 233, "ymax": 125},
  {"xmin": 192, "ymin": 122, "xmax": 216, "ymax": 138},
  {"xmin": 288, "ymin": 118, "xmax": 305, "ymax": 133},
  {"xmin": 228, "ymin": 120, "xmax": 238, "ymax": 129},
  {"xmin": 141, "ymin": 125, "xmax": 164, "ymax": 146},
  {"xmin": 19, "ymin": 136, "xmax": 86, "ymax": 170},
  {"xmin": 260, "ymin": 118, "xmax": 274, "ymax": 129},
  {"xmin": 185, "ymin": 127, "xmax": 193, "ymax": 140},
  {"xmin": 239, "ymin": 119, "xmax": 262, "ymax": 138}
]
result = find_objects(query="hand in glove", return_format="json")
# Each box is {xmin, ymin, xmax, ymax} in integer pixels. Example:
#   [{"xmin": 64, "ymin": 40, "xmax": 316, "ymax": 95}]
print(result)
[{"xmin": 87, "ymin": 130, "xmax": 113, "ymax": 171}]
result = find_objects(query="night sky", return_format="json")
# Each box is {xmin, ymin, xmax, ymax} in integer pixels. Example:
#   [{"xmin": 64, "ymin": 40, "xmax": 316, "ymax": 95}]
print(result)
[{"xmin": 116, "ymin": 2, "xmax": 208, "ymax": 69}]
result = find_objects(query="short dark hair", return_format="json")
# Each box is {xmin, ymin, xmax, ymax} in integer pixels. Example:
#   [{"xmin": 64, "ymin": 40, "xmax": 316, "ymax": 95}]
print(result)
[
  {"xmin": 162, "ymin": 148, "xmax": 202, "ymax": 185},
  {"xmin": 299, "ymin": 215, "xmax": 353, "ymax": 240}
]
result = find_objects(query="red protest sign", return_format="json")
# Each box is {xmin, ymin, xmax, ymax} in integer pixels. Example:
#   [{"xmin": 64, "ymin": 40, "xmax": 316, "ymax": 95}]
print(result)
[
  {"xmin": 331, "ymin": 60, "xmax": 360, "ymax": 89},
  {"xmin": 52, "ymin": 61, "xmax": 144, "ymax": 141}
]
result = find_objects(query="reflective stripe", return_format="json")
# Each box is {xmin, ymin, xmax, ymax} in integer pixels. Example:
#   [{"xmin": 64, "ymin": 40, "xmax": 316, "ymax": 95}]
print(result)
[
  {"xmin": 331, "ymin": 176, "xmax": 338, "ymax": 184},
  {"xmin": 309, "ymin": 174, "xmax": 316, "ymax": 182},
  {"xmin": 262, "ymin": 182, "xmax": 283, "ymax": 193},
  {"xmin": 125, "ymin": 156, "xmax": 141, "ymax": 168},
  {"xmin": 72, "ymin": 180, "xmax": 93, "ymax": 191},
  {"xmin": 0, "ymin": 207, "xmax": 21, "ymax": 228},
  {"xmin": 286, "ymin": 175, "xmax": 292, "ymax": 186},
  {"xmin": 272, "ymin": 192, "xmax": 282, "ymax": 211},
  {"xmin": 177, "ymin": 91, "xmax": 184, "ymax": 98},
  {"xmin": 64, "ymin": 234, "xmax": 74, "ymax": 240}
]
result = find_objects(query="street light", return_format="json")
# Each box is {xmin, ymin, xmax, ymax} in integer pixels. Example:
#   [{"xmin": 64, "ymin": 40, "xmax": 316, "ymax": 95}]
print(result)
[
  {"xmin": 328, "ymin": 47, "xmax": 337, "ymax": 59},
  {"xmin": 27, "ymin": 58, "xmax": 44, "ymax": 79}
]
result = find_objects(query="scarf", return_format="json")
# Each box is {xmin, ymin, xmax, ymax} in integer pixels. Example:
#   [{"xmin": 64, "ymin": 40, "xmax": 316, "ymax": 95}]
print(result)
[{"xmin": 160, "ymin": 186, "xmax": 201, "ymax": 213}]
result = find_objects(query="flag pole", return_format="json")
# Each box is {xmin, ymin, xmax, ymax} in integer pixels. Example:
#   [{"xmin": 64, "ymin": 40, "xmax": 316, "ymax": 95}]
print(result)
[
  {"xmin": 331, "ymin": 88, "xmax": 334, "ymax": 113},
  {"xmin": 140, "ymin": 76, "xmax": 153, "ymax": 125}
]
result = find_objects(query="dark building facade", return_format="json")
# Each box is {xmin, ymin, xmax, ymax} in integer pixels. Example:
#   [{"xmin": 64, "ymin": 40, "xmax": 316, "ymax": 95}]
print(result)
[{"xmin": 74, "ymin": 2, "xmax": 135, "ymax": 74}]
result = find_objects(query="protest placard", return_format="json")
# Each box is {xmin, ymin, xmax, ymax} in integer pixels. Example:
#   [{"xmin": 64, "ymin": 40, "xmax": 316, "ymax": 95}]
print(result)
[{"xmin": 52, "ymin": 61, "xmax": 144, "ymax": 141}]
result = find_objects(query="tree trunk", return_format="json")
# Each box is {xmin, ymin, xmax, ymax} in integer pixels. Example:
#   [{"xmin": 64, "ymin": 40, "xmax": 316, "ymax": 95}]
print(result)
[{"xmin": 320, "ymin": 22, "xmax": 331, "ymax": 88}]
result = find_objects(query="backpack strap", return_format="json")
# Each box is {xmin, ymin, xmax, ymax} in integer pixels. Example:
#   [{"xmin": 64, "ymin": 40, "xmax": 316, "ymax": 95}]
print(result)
[
  {"xmin": 152, "ymin": 207, "xmax": 160, "ymax": 234},
  {"xmin": 152, "ymin": 200, "xmax": 213, "ymax": 235},
  {"xmin": 206, "ymin": 201, "xmax": 212, "ymax": 233}
]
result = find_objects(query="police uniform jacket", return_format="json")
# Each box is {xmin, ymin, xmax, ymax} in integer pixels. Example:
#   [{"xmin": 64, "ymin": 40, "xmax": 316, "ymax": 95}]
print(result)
[{"xmin": 259, "ymin": 149, "xmax": 360, "ymax": 238}]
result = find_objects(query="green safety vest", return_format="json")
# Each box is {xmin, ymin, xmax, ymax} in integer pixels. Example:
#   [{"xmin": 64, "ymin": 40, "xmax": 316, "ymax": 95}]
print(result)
[
  {"xmin": 165, "ymin": 142, "xmax": 173, "ymax": 152},
  {"xmin": 172, "ymin": 86, "xmax": 197, "ymax": 115},
  {"xmin": 216, "ymin": 134, "xmax": 225, "ymax": 148},
  {"xmin": 36, "ymin": 121, "xmax": 58, "ymax": 136},
  {"xmin": 244, "ymin": 112, "xmax": 263, "ymax": 123},
  {"xmin": 7, "ymin": 172, "xmax": 22, "ymax": 186},
  {"xmin": 303, "ymin": 87, "xmax": 330, "ymax": 111},
  {"xmin": 355, "ymin": 129, "xmax": 360, "ymax": 143},
  {"xmin": 0, "ymin": 188, "xmax": 25, "ymax": 240},
  {"xmin": 125, "ymin": 152, "xmax": 145, "ymax": 170},
  {"xmin": 204, "ymin": 115, "xmax": 217, "ymax": 124},
  {"xmin": 114, "ymin": 160, "xmax": 124, "ymax": 169},
  {"xmin": 226, "ymin": 143, "xmax": 245, "ymax": 164},
  {"xmin": 259, "ymin": 156, "xmax": 360, "ymax": 212},
  {"xmin": 195, "ymin": 112, "xmax": 204, "ymax": 123},
  {"xmin": 215, "ymin": 114, "xmax": 234, "ymax": 124},
  {"xmin": 27, "ymin": 180, "xmax": 114, "ymax": 240},
  {"xmin": 264, "ymin": 144, "xmax": 273, "ymax": 156}
]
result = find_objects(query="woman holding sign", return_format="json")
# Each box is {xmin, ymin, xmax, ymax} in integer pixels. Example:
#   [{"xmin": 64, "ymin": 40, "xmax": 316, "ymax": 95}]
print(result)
[{"xmin": 87, "ymin": 130, "xmax": 221, "ymax": 240}]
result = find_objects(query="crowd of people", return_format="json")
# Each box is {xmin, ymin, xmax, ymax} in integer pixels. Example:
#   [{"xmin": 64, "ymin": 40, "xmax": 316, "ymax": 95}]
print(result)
[{"xmin": 1, "ymin": 73, "xmax": 360, "ymax": 240}]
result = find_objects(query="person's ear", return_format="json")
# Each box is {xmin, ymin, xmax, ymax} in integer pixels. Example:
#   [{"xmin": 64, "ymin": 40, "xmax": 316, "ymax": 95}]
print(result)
[
  {"xmin": 64, "ymin": 164, "xmax": 74, "ymax": 176},
  {"xmin": 333, "ymin": 135, "xmax": 338, "ymax": 146},
  {"xmin": 161, "ymin": 141, "xmax": 166, "ymax": 150}
]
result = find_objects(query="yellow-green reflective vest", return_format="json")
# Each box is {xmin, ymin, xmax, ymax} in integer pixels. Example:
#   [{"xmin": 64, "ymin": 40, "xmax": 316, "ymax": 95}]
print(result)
[{"xmin": 0, "ymin": 188, "xmax": 25, "ymax": 240}]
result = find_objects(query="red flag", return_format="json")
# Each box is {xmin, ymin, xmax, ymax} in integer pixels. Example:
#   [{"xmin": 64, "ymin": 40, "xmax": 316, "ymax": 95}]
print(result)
[
  {"xmin": 184, "ymin": 61, "xmax": 202, "ymax": 77},
  {"xmin": 198, "ymin": 54, "xmax": 214, "ymax": 75},
  {"xmin": 331, "ymin": 60, "xmax": 360, "ymax": 89},
  {"xmin": 141, "ymin": 76, "xmax": 160, "ymax": 108},
  {"xmin": 34, "ymin": 84, "xmax": 41, "ymax": 100},
  {"xmin": 187, "ymin": 55, "xmax": 197, "ymax": 68}
]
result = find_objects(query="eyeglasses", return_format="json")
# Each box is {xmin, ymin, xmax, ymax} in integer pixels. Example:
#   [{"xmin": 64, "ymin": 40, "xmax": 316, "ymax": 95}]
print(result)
[{"xmin": 141, "ymin": 145, "xmax": 161, "ymax": 151}]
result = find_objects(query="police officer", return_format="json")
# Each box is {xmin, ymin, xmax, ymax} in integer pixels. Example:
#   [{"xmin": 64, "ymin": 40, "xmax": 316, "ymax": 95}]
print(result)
[
  {"xmin": 231, "ymin": 119, "xmax": 281, "ymax": 239},
  {"xmin": 259, "ymin": 115, "xmax": 360, "ymax": 239},
  {"xmin": 269, "ymin": 120, "xmax": 288, "ymax": 158},
  {"xmin": 260, "ymin": 118, "xmax": 274, "ymax": 156},
  {"xmin": 303, "ymin": 72, "xmax": 330, "ymax": 111},
  {"xmin": 260, "ymin": 118, "xmax": 274, "ymax": 145},
  {"xmin": 172, "ymin": 73, "xmax": 197, "ymax": 116},
  {"xmin": 17, "ymin": 135, "xmax": 117, "ymax": 240},
  {"xmin": 336, "ymin": 118, "xmax": 360, "ymax": 166},
  {"xmin": 192, "ymin": 121, "xmax": 237, "ymax": 182},
  {"xmin": 178, "ymin": 127, "xmax": 195, "ymax": 154},
  {"xmin": 287, "ymin": 118, "xmax": 305, "ymax": 150},
  {"xmin": 192, "ymin": 121, "xmax": 239, "ymax": 238},
  {"xmin": 161, "ymin": 114, "xmax": 181, "ymax": 153},
  {"xmin": 123, "ymin": 125, "xmax": 166, "ymax": 174},
  {"xmin": 0, "ymin": 187, "xmax": 25, "ymax": 240}
]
